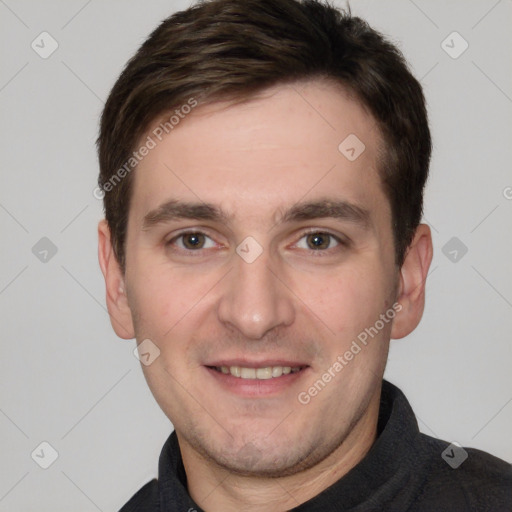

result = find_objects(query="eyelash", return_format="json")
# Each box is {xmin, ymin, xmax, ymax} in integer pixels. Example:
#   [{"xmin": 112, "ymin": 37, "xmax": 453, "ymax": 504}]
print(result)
[{"xmin": 166, "ymin": 229, "xmax": 348, "ymax": 256}]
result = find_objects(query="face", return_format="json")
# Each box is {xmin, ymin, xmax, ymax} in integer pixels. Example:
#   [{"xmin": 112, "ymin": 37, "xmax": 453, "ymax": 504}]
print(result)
[{"xmin": 105, "ymin": 80, "xmax": 411, "ymax": 477}]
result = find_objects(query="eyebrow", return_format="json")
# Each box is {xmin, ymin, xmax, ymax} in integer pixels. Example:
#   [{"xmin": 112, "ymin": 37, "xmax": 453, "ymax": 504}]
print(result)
[
  {"xmin": 142, "ymin": 200, "xmax": 232, "ymax": 229},
  {"xmin": 142, "ymin": 198, "xmax": 371, "ymax": 230},
  {"xmin": 278, "ymin": 199, "xmax": 371, "ymax": 229}
]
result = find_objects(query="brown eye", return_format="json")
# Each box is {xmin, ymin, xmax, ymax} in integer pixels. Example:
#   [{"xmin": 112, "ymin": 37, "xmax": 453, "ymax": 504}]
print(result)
[
  {"xmin": 181, "ymin": 232, "xmax": 206, "ymax": 249},
  {"xmin": 167, "ymin": 231, "xmax": 218, "ymax": 253},
  {"xmin": 305, "ymin": 232, "xmax": 336, "ymax": 250}
]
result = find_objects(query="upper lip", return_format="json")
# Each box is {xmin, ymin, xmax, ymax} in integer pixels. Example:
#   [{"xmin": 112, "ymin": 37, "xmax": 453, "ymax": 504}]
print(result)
[{"xmin": 205, "ymin": 359, "xmax": 309, "ymax": 368}]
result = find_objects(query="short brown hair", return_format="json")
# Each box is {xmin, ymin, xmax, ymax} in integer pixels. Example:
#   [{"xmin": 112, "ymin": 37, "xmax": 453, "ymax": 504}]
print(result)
[{"xmin": 97, "ymin": 0, "xmax": 431, "ymax": 271}]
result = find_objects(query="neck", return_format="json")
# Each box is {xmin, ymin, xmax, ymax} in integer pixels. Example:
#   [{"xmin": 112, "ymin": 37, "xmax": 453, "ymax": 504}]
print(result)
[{"xmin": 178, "ymin": 391, "xmax": 381, "ymax": 512}]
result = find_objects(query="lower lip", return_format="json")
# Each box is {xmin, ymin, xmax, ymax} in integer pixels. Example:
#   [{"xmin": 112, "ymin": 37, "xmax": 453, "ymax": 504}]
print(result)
[{"xmin": 204, "ymin": 366, "xmax": 309, "ymax": 397}]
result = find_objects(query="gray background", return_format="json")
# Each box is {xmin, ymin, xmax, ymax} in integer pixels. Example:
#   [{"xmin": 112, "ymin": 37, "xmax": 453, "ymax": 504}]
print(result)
[{"xmin": 1, "ymin": 0, "xmax": 511, "ymax": 510}]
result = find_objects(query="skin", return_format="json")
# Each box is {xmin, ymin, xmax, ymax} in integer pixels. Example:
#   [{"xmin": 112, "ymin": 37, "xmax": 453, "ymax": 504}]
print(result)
[{"xmin": 98, "ymin": 79, "xmax": 433, "ymax": 511}]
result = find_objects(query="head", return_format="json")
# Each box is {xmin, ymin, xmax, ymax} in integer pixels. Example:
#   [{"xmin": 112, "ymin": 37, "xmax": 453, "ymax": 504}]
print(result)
[{"xmin": 98, "ymin": 0, "xmax": 433, "ymax": 477}]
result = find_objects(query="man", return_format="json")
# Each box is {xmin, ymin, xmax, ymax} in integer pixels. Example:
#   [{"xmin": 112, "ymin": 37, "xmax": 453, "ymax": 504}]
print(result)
[{"xmin": 96, "ymin": 0, "xmax": 511, "ymax": 510}]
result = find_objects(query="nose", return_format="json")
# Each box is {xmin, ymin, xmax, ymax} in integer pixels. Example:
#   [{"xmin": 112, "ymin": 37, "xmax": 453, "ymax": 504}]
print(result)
[{"xmin": 216, "ymin": 247, "xmax": 295, "ymax": 340}]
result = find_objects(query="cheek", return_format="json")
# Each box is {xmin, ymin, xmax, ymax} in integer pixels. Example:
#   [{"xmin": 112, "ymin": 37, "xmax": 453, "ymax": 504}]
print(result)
[
  {"xmin": 296, "ymin": 263, "xmax": 391, "ymax": 340},
  {"xmin": 128, "ymin": 269, "xmax": 188, "ymax": 336},
  {"xmin": 129, "ymin": 262, "xmax": 225, "ymax": 343}
]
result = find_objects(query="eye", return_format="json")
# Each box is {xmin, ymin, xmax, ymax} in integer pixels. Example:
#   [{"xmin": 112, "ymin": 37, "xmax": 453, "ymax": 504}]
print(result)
[
  {"xmin": 170, "ymin": 232, "xmax": 217, "ymax": 250},
  {"xmin": 295, "ymin": 232, "xmax": 341, "ymax": 251}
]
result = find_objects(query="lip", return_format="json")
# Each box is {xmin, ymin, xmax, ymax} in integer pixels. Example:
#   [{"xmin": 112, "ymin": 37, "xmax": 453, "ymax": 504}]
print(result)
[{"xmin": 204, "ymin": 364, "xmax": 310, "ymax": 398}]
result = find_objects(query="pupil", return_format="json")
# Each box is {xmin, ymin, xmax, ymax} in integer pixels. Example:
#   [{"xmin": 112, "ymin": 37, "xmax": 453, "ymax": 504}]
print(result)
[
  {"xmin": 308, "ymin": 233, "xmax": 328, "ymax": 249},
  {"xmin": 185, "ymin": 233, "xmax": 203, "ymax": 249}
]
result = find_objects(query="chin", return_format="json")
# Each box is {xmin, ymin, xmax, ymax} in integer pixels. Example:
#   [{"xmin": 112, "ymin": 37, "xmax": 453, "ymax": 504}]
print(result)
[
  {"xmin": 215, "ymin": 446, "xmax": 310, "ymax": 477},
  {"xmin": 187, "ymin": 424, "xmax": 337, "ymax": 478}
]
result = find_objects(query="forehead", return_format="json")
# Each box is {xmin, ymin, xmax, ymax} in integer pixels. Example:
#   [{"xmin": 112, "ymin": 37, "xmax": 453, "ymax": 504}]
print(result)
[{"xmin": 130, "ymin": 80, "xmax": 386, "ymax": 225}]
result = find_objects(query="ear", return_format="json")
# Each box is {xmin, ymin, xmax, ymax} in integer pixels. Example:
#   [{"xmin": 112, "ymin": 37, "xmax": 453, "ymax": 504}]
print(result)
[
  {"xmin": 391, "ymin": 223, "xmax": 433, "ymax": 339},
  {"xmin": 98, "ymin": 219, "xmax": 135, "ymax": 339}
]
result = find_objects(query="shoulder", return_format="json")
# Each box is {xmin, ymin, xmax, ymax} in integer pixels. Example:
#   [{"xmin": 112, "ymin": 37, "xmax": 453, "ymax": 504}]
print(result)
[
  {"xmin": 412, "ymin": 433, "xmax": 512, "ymax": 511},
  {"xmin": 118, "ymin": 479, "xmax": 159, "ymax": 512}
]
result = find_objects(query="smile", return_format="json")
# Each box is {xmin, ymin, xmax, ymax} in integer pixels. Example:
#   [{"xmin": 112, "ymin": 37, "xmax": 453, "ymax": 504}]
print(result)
[{"xmin": 212, "ymin": 365, "xmax": 304, "ymax": 379}]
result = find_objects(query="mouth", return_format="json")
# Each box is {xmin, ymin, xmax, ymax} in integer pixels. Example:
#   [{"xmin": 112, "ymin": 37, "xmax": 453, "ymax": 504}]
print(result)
[
  {"xmin": 209, "ymin": 365, "xmax": 305, "ymax": 379},
  {"xmin": 204, "ymin": 362, "xmax": 310, "ymax": 397}
]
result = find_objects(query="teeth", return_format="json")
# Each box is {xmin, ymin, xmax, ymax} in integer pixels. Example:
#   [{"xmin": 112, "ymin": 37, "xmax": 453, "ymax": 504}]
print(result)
[
  {"xmin": 229, "ymin": 366, "xmax": 241, "ymax": 377},
  {"xmin": 217, "ymin": 365, "xmax": 302, "ymax": 379},
  {"xmin": 272, "ymin": 366, "xmax": 283, "ymax": 377},
  {"xmin": 241, "ymin": 367, "xmax": 256, "ymax": 379},
  {"xmin": 256, "ymin": 367, "xmax": 272, "ymax": 379}
]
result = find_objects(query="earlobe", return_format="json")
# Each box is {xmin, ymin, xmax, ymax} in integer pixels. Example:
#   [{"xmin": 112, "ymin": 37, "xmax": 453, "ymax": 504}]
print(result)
[
  {"xmin": 391, "ymin": 224, "xmax": 433, "ymax": 340},
  {"xmin": 98, "ymin": 220, "xmax": 135, "ymax": 339}
]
